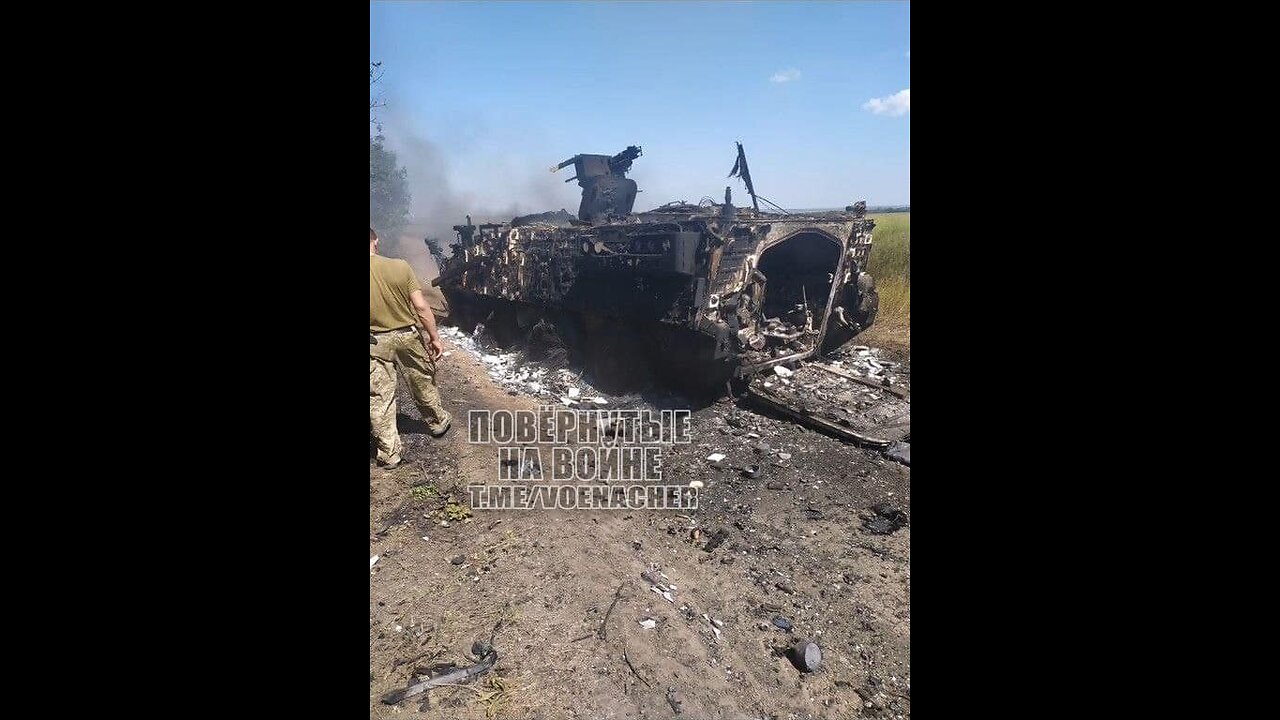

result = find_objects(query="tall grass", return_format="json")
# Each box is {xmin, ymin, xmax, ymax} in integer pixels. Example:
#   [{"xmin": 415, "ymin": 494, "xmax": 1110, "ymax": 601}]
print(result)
[{"xmin": 864, "ymin": 212, "xmax": 910, "ymax": 349}]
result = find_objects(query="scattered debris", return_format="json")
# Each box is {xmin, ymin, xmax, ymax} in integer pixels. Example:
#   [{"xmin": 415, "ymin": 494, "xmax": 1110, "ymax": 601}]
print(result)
[
  {"xmin": 436, "ymin": 325, "xmax": 613, "ymax": 405},
  {"xmin": 624, "ymin": 652, "xmax": 652, "ymax": 688},
  {"xmin": 370, "ymin": 555, "xmax": 380, "ymax": 570},
  {"xmin": 862, "ymin": 504, "xmax": 909, "ymax": 535},
  {"xmin": 597, "ymin": 584, "xmax": 626, "ymax": 640},
  {"xmin": 706, "ymin": 453, "xmax": 726, "ymax": 463},
  {"xmin": 774, "ymin": 365, "xmax": 794, "ymax": 378},
  {"xmin": 666, "ymin": 688, "xmax": 686, "ymax": 715},
  {"xmin": 638, "ymin": 619, "xmax": 657, "ymax": 630},
  {"xmin": 703, "ymin": 528, "xmax": 730, "ymax": 552},
  {"xmin": 380, "ymin": 643, "xmax": 499, "ymax": 705}
]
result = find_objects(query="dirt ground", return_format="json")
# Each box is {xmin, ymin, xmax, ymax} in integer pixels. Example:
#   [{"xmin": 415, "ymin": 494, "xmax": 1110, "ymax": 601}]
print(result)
[{"xmin": 369, "ymin": 338, "xmax": 911, "ymax": 719}]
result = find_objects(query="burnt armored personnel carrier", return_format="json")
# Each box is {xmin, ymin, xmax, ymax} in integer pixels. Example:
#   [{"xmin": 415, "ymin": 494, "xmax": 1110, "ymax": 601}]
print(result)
[{"xmin": 434, "ymin": 145, "xmax": 879, "ymax": 391}]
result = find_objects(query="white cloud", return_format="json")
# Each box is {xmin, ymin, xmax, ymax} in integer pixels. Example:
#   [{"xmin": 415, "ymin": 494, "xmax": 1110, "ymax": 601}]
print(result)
[
  {"xmin": 863, "ymin": 88, "xmax": 910, "ymax": 116},
  {"xmin": 770, "ymin": 68, "xmax": 802, "ymax": 83}
]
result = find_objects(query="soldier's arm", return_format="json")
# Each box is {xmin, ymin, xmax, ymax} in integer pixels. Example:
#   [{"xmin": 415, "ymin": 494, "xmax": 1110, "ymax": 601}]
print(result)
[{"xmin": 409, "ymin": 290, "xmax": 445, "ymax": 360}]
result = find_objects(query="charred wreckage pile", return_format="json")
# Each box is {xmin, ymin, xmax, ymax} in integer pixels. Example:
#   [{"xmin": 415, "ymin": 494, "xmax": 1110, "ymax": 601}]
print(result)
[
  {"xmin": 431, "ymin": 144, "xmax": 906, "ymax": 455},
  {"xmin": 434, "ymin": 144, "xmax": 879, "ymax": 390}
]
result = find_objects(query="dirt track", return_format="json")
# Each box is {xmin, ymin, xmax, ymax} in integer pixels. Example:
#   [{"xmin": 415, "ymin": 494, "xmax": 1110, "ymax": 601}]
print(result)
[{"xmin": 370, "ymin": 339, "xmax": 911, "ymax": 719}]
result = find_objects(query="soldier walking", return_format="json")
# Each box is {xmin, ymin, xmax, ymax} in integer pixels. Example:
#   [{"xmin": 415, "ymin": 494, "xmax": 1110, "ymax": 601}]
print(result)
[{"xmin": 370, "ymin": 227, "xmax": 452, "ymax": 468}]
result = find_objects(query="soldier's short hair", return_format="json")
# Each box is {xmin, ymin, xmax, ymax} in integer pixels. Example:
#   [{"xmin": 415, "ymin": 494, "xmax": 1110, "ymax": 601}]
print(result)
[{"xmin": 370, "ymin": 227, "xmax": 378, "ymax": 243}]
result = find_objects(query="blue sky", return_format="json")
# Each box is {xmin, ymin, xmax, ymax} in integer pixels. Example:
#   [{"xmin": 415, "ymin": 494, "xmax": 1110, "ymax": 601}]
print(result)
[{"xmin": 370, "ymin": 0, "xmax": 909, "ymax": 227}]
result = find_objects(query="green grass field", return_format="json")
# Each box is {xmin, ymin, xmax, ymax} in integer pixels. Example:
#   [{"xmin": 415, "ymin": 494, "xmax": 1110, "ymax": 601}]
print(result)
[{"xmin": 863, "ymin": 212, "xmax": 910, "ymax": 351}]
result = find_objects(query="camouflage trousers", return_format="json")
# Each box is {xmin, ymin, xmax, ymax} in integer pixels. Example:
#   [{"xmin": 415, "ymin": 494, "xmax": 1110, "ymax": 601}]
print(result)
[{"xmin": 369, "ymin": 327, "xmax": 448, "ymax": 464}]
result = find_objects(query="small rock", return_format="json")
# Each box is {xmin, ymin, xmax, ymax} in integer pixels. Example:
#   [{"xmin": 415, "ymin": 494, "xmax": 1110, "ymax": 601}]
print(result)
[
  {"xmin": 639, "ymin": 619, "xmax": 657, "ymax": 630},
  {"xmin": 885, "ymin": 441, "xmax": 910, "ymax": 466},
  {"xmin": 706, "ymin": 453, "xmax": 727, "ymax": 463},
  {"xmin": 666, "ymin": 689, "xmax": 686, "ymax": 714},
  {"xmin": 449, "ymin": 555, "xmax": 466, "ymax": 565},
  {"xmin": 775, "ymin": 581, "xmax": 796, "ymax": 594},
  {"xmin": 772, "ymin": 616, "xmax": 793, "ymax": 630},
  {"xmin": 778, "ymin": 452, "xmax": 792, "ymax": 460},
  {"xmin": 766, "ymin": 481, "xmax": 786, "ymax": 490},
  {"xmin": 774, "ymin": 366, "xmax": 794, "ymax": 378}
]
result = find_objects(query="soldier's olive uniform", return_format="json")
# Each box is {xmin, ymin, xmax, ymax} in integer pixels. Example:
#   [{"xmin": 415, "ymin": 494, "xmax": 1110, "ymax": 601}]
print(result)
[{"xmin": 370, "ymin": 254, "xmax": 449, "ymax": 464}]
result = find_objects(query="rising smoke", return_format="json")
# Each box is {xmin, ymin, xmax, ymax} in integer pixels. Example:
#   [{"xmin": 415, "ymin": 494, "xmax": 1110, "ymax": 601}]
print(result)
[{"xmin": 375, "ymin": 111, "xmax": 572, "ymax": 285}]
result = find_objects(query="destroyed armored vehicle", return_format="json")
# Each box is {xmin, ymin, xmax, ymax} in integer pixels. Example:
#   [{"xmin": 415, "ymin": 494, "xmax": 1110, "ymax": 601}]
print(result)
[{"xmin": 434, "ymin": 145, "xmax": 879, "ymax": 391}]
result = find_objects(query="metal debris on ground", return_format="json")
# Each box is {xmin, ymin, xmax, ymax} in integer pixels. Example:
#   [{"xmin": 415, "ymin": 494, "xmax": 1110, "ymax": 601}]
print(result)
[
  {"xmin": 862, "ymin": 504, "xmax": 909, "ymax": 535},
  {"xmin": 380, "ymin": 643, "xmax": 499, "ymax": 705},
  {"xmin": 437, "ymin": 325, "xmax": 614, "ymax": 406},
  {"xmin": 742, "ymin": 353, "xmax": 909, "ymax": 447},
  {"xmin": 791, "ymin": 640, "xmax": 823, "ymax": 672}
]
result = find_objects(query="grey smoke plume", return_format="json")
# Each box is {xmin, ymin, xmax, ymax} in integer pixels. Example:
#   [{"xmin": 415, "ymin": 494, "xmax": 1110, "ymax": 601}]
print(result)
[{"xmin": 377, "ymin": 112, "xmax": 574, "ymax": 283}]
